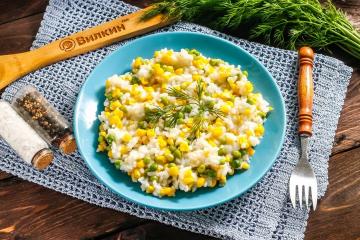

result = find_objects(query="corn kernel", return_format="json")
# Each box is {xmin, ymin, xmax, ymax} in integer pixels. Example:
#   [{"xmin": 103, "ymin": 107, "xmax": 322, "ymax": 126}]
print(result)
[
  {"xmin": 248, "ymin": 148, "xmax": 255, "ymax": 156},
  {"xmin": 225, "ymin": 136, "xmax": 234, "ymax": 144},
  {"xmin": 244, "ymin": 81, "xmax": 253, "ymax": 94},
  {"xmin": 175, "ymin": 68, "xmax": 184, "ymax": 75},
  {"xmin": 183, "ymin": 177, "xmax": 194, "ymax": 185},
  {"xmin": 146, "ymin": 129, "xmax": 155, "ymax": 138},
  {"xmin": 167, "ymin": 138, "xmax": 174, "ymax": 146},
  {"xmin": 211, "ymin": 127, "xmax": 223, "ymax": 138},
  {"xmin": 97, "ymin": 142, "xmax": 106, "ymax": 152},
  {"xmin": 105, "ymin": 79, "xmax": 111, "ymax": 88},
  {"xmin": 120, "ymin": 146, "xmax": 128, "ymax": 154},
  {"xmin": 136, "ymin": 160, "xmax": 145, "ymax": 168},
  {"xmin": 122, "ymin": 133, "xmax": 132, "ymax": 143},
  {"xmin": 197, "ymin": 177, "xmax": 206, "ymax": 188},
  {"xmin": 146, "ymin": 185, "xmax": 155, "ymax": 193},
  {"xmin": 100, "ymin": 131, "xmax": 106, "ymax": 137},
  {"xmin": 179, "ymin": 142, "xmax": 190, "ymax": 152},
  {"xmin": 158, "ymin": 136, "xmax": 167, "ymax": 148},
  {"xmin": 219, "ymin": 175, "xmax": 227, "ymax": 184},
  {"xmin": 131, "ymin": 169, "xmax": 141, "ymax": 180},
  {"xmin": 241, "ymin": 162, "xmax": 250, "ymax": 170},
  {"xmin": 155, "ymin": 155, "xmax": 167, "ymax": 164},
  {"xmin": 109, "ymin": 115, "xmax": 121, "ymax": 127},
  {"xmin": 107, "ymin": 150, "xmax": 113, "ymax": 159},
  {"xmin": 160, "ymin": 187, "xmax": 175, "ymax": 196},
  {"xmin": 238, "ymin": 135, "xmax": 249, "ymax": 147},
  {"xmin": 244, "ymin": 108, "xmax": 251, "ymax": 116},
  {"xmin": 113, "ymin": 108, "xmax": 123, "ymax": 118},
  {"xmin": 184, "ymin": 169, "xmax": 193, "ymax": 178},
  {"xmin": 168, "ymin": 166, "xmax": 179, "ymax": 177},
  {"xmin": 220, "ymin": 104, "xmax": 231, "ymax": 114},
  {"xmin": 208, "ymin": 139, "xmax": 217, "ymax": 147},
  {"xmin": 110, "ymin": 100, "xmax": 121, "ymax": 110},
  {"xmin": 255, "ymin": 124, "xmax": 265, "ymax": 137},
  {"xmin": 225, "ymin": 101, "xmax": 234, "ymax": 107},
  {"xmin": 133, "ymin": 57, "xmax": 143, "ymax": 68},
  {"xmin": 136, "ymin": 129, "xmax": 147, "ymax": 137},
  {"xmin": 192, "ymin": 74, "xmax": 201, "ymax": 81}
]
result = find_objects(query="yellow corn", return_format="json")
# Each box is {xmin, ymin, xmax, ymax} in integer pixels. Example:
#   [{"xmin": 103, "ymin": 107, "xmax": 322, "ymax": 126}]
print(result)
[
  {"xmin": 167, "ymin": 138, "xmax": 174, "ymax": 146},
  {"xmin": 110, "ymin": 100, "xmax": 121, "ymax": 110},
  {"xmin": 146, "ymin": 129, "xmax": 155, "ymax": 138},
  {"xmin": 248, "ymin": 148, "xmax": 255, "ymax": 156},
  {"xmin": 136, "ymin": 160, "xmax": 145, "ymax": 168},
  {"xmin": 220, "ymin": 104, "xmax": 231, "ymax": 114},
  {"xmin": 197, "ymin": 177, "xmax": 206, "ymax": 188},
  {"xmin": 122, "ymin": 133, "xmax": 132, "ymax": 143},
  {"xmin": 146, "ymin": 185, "xmax": 155, "ymax": 193},
  {"xmin": 175, "ymin": 68, "xmax": 184, "ymax": 75},
  {"xmin": 168, "ymin": 166, "xmax": 179, "ymax": 177},
  {"xmin": 120, "ymin": 146, "xmax": 128, "ymax": 155},
  {"xmin": 179, "ymin": 142, "xmax": 190, "ymax": 152},
  {"xmin": 155, "ymin": 155, "xmax": 167, "ymax": 164},
  {"xmin": 136, "ymin": 129, "xmax": 147, "ymax": 137},
  {"xmin": 107, "ymin": 150, "xmax": 113, "ymax": 159},
  {"xmin": 131, "ymin": 169, "xmax": 141, "ymax": 181},
  {"xmin": 160, "ymin": 187, "xmax": 175, "ymax": 196},
  {"xmin": 158, "ymin": 136, "xmax": 167, "ymax": 148},
  {"xmin": 211, "ymin": 127, "xmax": 223, "ymax": 138},
  {"xmin": 183, "ymin": 177, "xmax": 194, "ymax": 185},
  {"xmin": 255, "ymin": 124, "xmax": 265, "ymax": 137},
  {"xmin": 241, "ymin": 162, "xmax": 250, "ymax": 170}
]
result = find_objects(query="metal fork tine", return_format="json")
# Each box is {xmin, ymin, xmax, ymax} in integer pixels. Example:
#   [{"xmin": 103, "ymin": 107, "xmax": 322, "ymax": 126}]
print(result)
[
  {"xmin": 304, "ymin": 186, "xmax": 309, "ymax": 209},
  {"xmin": 298, "ymin": 185, "xmax": 303, "ymax": 209},
  {"xmin": 311, "ymin": 185, "xmax": 318, "ymax": 210},
  {"xmin": 289, "ymin": 181, "xmax": 296, "ymax": 208}
]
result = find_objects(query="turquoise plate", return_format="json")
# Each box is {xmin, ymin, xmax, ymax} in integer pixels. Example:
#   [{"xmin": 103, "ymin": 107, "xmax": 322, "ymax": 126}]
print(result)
[{"xmin": 74, "ymin": 32, "xmax": 286, "ymax": 211}]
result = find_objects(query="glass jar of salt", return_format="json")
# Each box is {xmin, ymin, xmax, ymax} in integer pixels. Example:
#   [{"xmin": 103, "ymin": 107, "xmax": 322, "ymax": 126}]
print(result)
[
  {"xmin": 0, "ymin": 101, "xmax": 54, "ymax": 170},
  {"xmin": 12, "ymin": 85, "xmax": 76, "ymax": 154}
]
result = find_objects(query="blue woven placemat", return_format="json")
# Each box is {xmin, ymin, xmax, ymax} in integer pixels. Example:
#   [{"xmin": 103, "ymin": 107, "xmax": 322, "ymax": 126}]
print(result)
[{"xmin": 0, "ymin": 0, "xmax": 353, "ymax": 239}]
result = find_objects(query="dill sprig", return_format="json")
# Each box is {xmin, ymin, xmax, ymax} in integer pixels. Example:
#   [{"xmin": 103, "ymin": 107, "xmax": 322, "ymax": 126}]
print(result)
[
  {"xmin": 144, "ymin": 80, "xmax": 223, "ymax": 138},
  {"xmin": 143, "ymin": 0, "xmax": 360, "ymax": 60}
]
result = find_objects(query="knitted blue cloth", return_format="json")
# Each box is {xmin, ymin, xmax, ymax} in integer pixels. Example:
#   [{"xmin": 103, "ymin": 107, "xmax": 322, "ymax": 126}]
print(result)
[{"xmin": 0, "ymin": 0, "xmax": 352, "ymax": 239}]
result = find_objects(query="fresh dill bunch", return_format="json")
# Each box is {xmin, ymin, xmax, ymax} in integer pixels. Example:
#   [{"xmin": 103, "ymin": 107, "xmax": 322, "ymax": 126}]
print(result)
[{"xmin": 143, "ymin": 0, "xmax": 360, "ymax": 60}]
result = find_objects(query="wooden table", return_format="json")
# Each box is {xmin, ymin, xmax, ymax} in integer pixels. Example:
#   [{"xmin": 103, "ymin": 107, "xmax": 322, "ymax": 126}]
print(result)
[{"xmin": 0, "ymin": 1, "xmax": 359, "ymax": 239}]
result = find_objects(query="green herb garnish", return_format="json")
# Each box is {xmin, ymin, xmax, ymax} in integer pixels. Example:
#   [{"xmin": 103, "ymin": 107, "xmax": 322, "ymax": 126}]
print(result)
[
  {"xmin": 144, "ymin": 80, "xmax": 224, "ymax": 139},
  {"xmin": 142, "ymin": 0, "xmax": 360, "ymax": 60}
]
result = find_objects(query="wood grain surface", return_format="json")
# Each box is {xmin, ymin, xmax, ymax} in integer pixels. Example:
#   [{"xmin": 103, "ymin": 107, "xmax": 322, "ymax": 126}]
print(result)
[{"xmin": 0, "ymin": 0, "xmax": 359, "ymax": 240}]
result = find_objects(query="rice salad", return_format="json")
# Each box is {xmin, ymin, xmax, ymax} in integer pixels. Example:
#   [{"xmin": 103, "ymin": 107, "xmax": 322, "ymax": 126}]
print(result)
[{"xmin": 97, "ymin": 49, "xmax": 272, "ymax": 197}]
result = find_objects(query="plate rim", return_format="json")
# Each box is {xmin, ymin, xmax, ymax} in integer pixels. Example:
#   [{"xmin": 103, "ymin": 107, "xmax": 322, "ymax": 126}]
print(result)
[{"xmin": 73, "ymin": 31, "xmax": 287, "ymax": 211}]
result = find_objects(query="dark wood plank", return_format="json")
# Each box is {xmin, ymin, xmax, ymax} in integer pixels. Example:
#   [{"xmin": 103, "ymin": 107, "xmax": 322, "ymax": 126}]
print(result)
[
  {"xmin": 332, "ymin": 68, "xmax": 360, "ymax": 154},
  {"xmin": 0, "ymin": 171, "xmax": 12, "ymax": 180},
  {"xmin": 305, "ymin": 147, "xmax": 360, "ymax": 240},
  {"xmin": 100, "ymin": 222, "xmax": 218, "ymax": 240},
  {"xmin": 0, "ymin": 13, "xmax": 44, "ymax": 55},
  {"xmin": 0, "ymin": 178, "xmax": 146, "ymax": 240},
  {"xmin": 333, "ymin": 0, "xmax": 360, "ymax": 30},
  {"xmin": 0, "ymin": 0, "xmax": 48, "ymax": 25}
]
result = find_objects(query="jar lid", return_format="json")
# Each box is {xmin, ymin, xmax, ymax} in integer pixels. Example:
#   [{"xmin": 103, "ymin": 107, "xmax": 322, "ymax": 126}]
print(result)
[
  {"xmin": 32, "ymin": 148, "xmax": 54, "ymax": 170},
  {"xmin": 59, "ymin": 134, "xmax": 77, "ymax": 154}
]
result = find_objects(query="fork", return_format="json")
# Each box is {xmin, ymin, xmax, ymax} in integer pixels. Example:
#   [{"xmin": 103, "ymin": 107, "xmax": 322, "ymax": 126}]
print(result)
[{"xmin": 289, "ymin": 46, "xmax": 318, "ymax": 210}]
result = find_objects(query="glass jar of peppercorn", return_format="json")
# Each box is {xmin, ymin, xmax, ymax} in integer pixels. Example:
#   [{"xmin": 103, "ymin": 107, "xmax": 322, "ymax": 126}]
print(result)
[{"xmin": 12, "ymin": 85, "xmax": 76, "ymax": 154}]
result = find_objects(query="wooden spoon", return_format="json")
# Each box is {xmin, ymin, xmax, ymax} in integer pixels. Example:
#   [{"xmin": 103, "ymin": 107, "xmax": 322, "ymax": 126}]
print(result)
[{"xmin": 0, "ymin": 7, "xmax": 173, "ymax": 90}]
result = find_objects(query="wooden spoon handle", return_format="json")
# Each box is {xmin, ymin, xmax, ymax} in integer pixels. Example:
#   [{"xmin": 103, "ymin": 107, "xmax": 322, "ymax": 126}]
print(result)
[
  {"xmin": 0, "ymin": 7, "xmax": 172, "ymax": 90},
  {"xmin": 298, "ymin": 46, "xmax": 314, "ymax": 136}
]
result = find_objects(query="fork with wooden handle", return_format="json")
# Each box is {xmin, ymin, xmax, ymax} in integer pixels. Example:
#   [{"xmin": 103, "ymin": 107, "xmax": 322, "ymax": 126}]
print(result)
[
  {"xmin": 0, "ymin": 7, "xmax": 173, "ymax": 90},
  {"xmin": 289, "ymin": 46, "xmax": 318, "ymax": 210}
]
